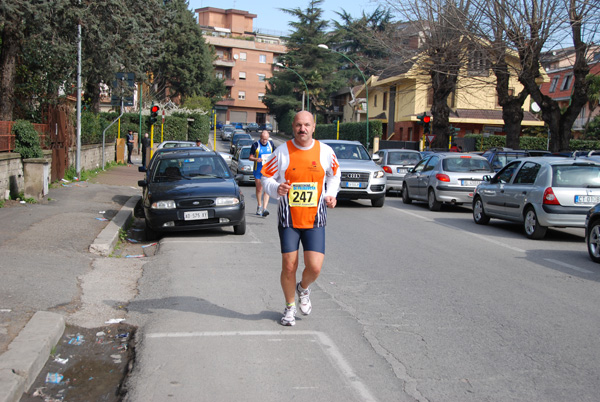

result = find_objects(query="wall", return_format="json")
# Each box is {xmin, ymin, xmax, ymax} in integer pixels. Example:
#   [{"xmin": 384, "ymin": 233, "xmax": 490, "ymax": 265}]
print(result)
[{"xmin": 0, "ymin": 143, "xmax": 115, "ymax": 200}]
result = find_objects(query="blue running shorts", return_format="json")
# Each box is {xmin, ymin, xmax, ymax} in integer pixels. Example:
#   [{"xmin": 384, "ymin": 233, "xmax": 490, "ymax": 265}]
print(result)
[
  {"xmin": 278, "ymin": 226, "xmax": 325, "ymax": 254},
  {"xmin": 253, "ymin": 170, "xmax": 263, "ymax": 180}
]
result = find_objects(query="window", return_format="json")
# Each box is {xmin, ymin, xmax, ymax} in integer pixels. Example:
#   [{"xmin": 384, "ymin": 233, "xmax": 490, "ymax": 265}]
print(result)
[
  {"xmin": 496, "ymin": 161, "xmax": 520, "ymax": 183},
  {"xmin": 238, "ymin": 91, "xmax": 246, "ymax": 100},
  {"xmin": 383, "ymin": 92, "xmax": 388, "ymax": 110},
  {"xmin": 468, "ymin": 50, "xmax": 490, "ymax": 76},
  {"xmin": 216, "ymin": 50, "xmax": 224, "ymax": 58},
  {"xmin": 427, "ymin": 87, "xmax": 434, "ymax": 106},
  {"xmin": 259, "ymin": 54, "xmax": 267, "ymax": 63},
  {"xmin": 215, "ymin": 71, "xmax": 223, "ymax": 79},
  {"xmin": 549, "ymin": 76, "xmax": 560, "ymax": 92},
  {"xmin": 561, "ymin": 73, "xmax": 573, "ymax": 91},
  {"xmin": 239, "ymin": 71, "xmax": 246, "ymax": 80},
  {"xmin": 258, "ymin": 74, "xmax": 266, "ymax": 82},
  {"xmin": 514, "ymin": 162, "xmax": 541, "ymax": 184},
  {"xmin": 258, "ymin": 93, "xmax": 265, "ymax": 101},
  {"xmin": 240, "ymin": 52, "xmax": 247, "ymax": 61},
  {"xmin": 423, "ymin": 156, "xmax": 439, "ymax": 172},
  {"xmin": 374, "ymin": 95, "xmax": 378, "ymax": 107}
]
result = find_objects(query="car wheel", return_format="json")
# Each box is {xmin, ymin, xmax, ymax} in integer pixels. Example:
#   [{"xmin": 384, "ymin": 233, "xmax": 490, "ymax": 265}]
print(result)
[
  {"xmin": 402, "ymin": 184, "xmax": 412, "ymax": 204},
  {"xmin": 234, "ymin": 217, "xmax": 246, "ymax": 235},
  {"xmin": 427, "ymin": 189, "xmax": 441, "ymax": 211},
  {"xmin": 134, "ymin": 198, "xmax": 144, "ymax": 218},
  {"xmin": 371, "ymin": 196, "xmax": 385, "ymax": 207},
  {"xmin": 473, "ymin": 197, "xmax": 490, "ymax": 225},
  {"xmin": 144, "ymin": 218, "xmax": 159, "ymax": 241},
  {"xmin": 587, "ymin": 221, "xmax": 600, "ymax": 263},
  {"xmin": 523, "ymin": 207, "xmax": 547, "ymax": 239}
]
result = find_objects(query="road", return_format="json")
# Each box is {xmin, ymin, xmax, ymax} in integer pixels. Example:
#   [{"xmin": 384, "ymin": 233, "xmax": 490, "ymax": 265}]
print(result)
[{"xmin": 123, "ymin": 136, "xmax": 600, "ymax": 401}]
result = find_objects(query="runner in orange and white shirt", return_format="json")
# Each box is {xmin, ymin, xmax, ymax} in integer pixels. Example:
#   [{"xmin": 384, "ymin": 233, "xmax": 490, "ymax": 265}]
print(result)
[{"xmin": 261, "ymin": 111, "xmax": 340, "ymax": 326}]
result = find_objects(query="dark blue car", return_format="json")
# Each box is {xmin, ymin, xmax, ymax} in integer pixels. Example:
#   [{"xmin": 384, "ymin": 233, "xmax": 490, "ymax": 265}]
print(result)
[{"xmin": 138, "ymin": 150, "xmax": 246, "ymax": 239}]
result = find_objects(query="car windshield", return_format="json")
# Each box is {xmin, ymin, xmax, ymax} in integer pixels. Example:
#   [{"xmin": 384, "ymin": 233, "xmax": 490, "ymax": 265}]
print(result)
[
  {"xmin": 239, "ymin": 147, "xmax": 251, "ymax": 159},
  {"xmin": 329, "ymin": 143, "xmax": 370, "ymax": 160},
  {"xmin": 552, "ymin": 164, "xmax": 600, "ymax": 188},
  {"xmin": 442, "ymin": 157, "xmax": 494, "ymax": 172},
  {"xmin": 151, "ymin": 155, "xmax": 231, "ymax": 183},
  {"xmin": 388, "ymin": 152, "xmax": 421, "ymax": 165},
  {"xmin": 163, "ymin": 142, "xmax": 193, "ymax": 148}
]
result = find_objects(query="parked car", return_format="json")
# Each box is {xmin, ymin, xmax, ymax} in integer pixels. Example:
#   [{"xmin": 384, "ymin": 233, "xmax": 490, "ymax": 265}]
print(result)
[
  {"xmin": 231, "ymin": 138, "xmax": 253, "ymax": 157},
  {"xmin": 138, "ymin": 150, "xmax": 246, "ymax": 240},
  {"xmin": 374, "ymin": 149, "xmax": 422, "ymax": 194},
  {"xmin": 481, "ymin": 147, "xmax": 530, "ymax": 172},
  {"xmin": 402, "ymin": 153, "xmax": 494, "ymax": 211},
  {"xmin": 229, "ymin": 133, "xmax": 253, "ymax": 154},
  {"xmin": 231, "ymin": 122, "xmax": 244, "ymax": 130},
  {"xmin": 320, "ymin": 139, "xmax": 386, "ymax": 207},
  {"xmin": 246, "ymin": 123, "xmax": 260, "ymax": 132},
  {"xmin": 473, "ymin": 157, "xmax": 600, "ymax": 239},
  {"xmin": 220, "ymin": 125, "xmax": 235, "ymax": 141},
  {"xmin": 230, "ymin": 145, "xmax": 255, "ymax": 185},
  {"xmin": 585, "ymin": 203, "xmax": 600, "ymax": 263},
  {"xmin": 259, "ymin": 123, "xmax": 273, "ymax": 132},
  {"xmin": 156, "ymin": 140, "xmax": 208, "ymax": 150}
]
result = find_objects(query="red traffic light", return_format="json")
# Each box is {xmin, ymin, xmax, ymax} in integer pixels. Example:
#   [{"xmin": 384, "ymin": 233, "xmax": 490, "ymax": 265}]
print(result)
[
  {"xmin": 151, "ymin": 105, "xmax": 159, "ymax": 113},
  {"xmin": 423, "ymin": 116, "xmax": 431, "ymax": 123}
]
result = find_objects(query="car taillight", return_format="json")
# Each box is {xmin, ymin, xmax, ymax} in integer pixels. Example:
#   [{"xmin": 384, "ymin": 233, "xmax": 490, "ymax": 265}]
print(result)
[
  {"xmin": 383, "ymin": 166, "xmax": 392, "ymax": 174},
  {"xmin": 436, "ymin": 173, "xmax": 450, "ymax": 182},
  {"xmin": 543, "ymin": 187, "xmax": 560, "ymax": 205}
]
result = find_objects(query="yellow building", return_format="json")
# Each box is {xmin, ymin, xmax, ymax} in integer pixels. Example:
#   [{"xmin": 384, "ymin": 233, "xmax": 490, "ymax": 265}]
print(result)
[{"xmin": 357, "ymin": 51, "xmax": 546, "ymax": 142}]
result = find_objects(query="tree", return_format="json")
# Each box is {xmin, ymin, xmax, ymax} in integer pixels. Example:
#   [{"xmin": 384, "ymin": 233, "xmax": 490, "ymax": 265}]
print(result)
[
  {"xmin": 500, "ymin": 0, "xmax": 599, "ymax": 151},
  {"xmin": 151, "ymin": 0, "xmax": 224, "ymax": 104},
  {"xmin": 383, "ymin": 0, "xmax": 480, "ymax": 148},
  {"xmin": 266, "ymin": 0, "xmax": 342, "ymax": 121},
  {"xmin": 582, "ymin": 74, "xmax": 600, "ymax": 139},
  {"xmin": 0, "ymin": 0, "xmax": 76, "ymax": 121}
]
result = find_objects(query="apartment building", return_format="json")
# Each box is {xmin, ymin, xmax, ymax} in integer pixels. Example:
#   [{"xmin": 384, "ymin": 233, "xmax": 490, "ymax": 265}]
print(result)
[{"xmin": 195, "ymin": 7, "xmax": 287, "ymax": 126}]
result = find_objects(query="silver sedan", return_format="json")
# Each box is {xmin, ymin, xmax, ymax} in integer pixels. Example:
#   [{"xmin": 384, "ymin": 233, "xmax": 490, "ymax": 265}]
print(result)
[
  {"xmin": 402, "ymin": 153, "xmax": 494, "ymax": 211},
  {"xmin": 374, "ymin": 149, "xmax": 422, "ymax": 194},
  {"xmin": 473, "ymin": 157, "xmax": 600, "ymax": 239}
]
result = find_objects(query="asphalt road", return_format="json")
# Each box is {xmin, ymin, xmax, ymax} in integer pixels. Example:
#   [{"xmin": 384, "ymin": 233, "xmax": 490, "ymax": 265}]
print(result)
[{"xmin": 122, "ymin": 141, "xmax": 600, "ymax": 402}]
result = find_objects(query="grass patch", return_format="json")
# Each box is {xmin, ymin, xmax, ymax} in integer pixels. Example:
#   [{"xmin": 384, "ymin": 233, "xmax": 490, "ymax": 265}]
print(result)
[{"xmin": 0, "ymin": 199, "xmax": 5, "ymax": 208}]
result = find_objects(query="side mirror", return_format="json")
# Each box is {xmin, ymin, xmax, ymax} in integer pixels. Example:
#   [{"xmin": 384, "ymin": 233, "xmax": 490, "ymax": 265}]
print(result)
[
  {"xmin": 138, "ymin": 166, "xmax": 146, "ymax": 172},
  {"xmin": 372, "ymin": 154, "xmax": 381, "ymax": 162},
  {"xmin": 138, "ymin": 179, "xmax": 147, "ymax": 187},
  {"xmin": 234, "ymin": 174, "xmax": 244, "ymax": 182},
  {"xmin": 482, "ymin": 175, "xmax": 491, "ymax": 182}
]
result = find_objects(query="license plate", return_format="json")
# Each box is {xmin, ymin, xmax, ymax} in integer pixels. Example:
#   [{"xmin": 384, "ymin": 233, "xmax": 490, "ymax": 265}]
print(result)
[
  {"xmin": 184, "ymin": 210, "xmax": 208, "ymax": 220},
  {"xmin": 345, "ymin": 182, "xmax": 364, "ymax": 188},
  {"xmin": 397, "ymin": 168, "xmax": 407, "ymax": 173},
  {"xmin": 574, "ymin": 195, "xmax": 600, "ymax": 204},
  {"xmin": 461, "ymin": 180, "xmax": 481, "ymax": 186}
]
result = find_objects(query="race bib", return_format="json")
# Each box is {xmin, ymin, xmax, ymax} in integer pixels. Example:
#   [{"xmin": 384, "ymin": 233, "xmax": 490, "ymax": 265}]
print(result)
[
  {"xmin": 288, "ymin": 182, "xmax": 318, "ymax": 207},
  {"xmin": 261, "ymin": 153, "xmax": 271, "ymax": 163}
]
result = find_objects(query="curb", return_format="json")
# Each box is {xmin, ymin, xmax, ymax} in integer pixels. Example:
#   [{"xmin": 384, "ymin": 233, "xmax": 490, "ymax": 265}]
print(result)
[
  {"xmin": 89, "ymin": 195, "xmax": 141, "ymax": 256},
  {"xmin": 0, "ymin": 311, "xmax": 65, "ymax": 402}
]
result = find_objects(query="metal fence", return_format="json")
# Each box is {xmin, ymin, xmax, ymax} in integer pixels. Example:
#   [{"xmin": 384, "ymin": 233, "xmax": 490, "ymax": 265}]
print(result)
[{"xmin": 0, "ymin": 121, "xmax": 50, "ymax": 152}]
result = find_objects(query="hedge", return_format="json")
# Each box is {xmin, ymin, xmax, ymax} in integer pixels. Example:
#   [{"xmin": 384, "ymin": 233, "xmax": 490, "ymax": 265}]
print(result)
[
  {"xmin": 314, "ymin": 120, "xmax": 383, "ymax": 148},
  {"xmin": 464, "ymin": 134, "xmax": 600, "ymax": 152},
  {"xmin": 12, "ymin": 120, "xmax": 44, "ymax": 159}
]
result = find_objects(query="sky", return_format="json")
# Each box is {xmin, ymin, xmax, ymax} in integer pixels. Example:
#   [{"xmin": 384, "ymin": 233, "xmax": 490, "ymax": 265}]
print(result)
[{"xmin": 187, "ymin": 0, "xmax": 383, "ymax": 36}]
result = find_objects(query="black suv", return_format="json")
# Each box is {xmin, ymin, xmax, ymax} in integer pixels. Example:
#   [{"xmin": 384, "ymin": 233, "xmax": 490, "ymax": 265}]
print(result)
[{"xmin": 481, "ymin": 148, "xmax": 529, "ymax": 171}]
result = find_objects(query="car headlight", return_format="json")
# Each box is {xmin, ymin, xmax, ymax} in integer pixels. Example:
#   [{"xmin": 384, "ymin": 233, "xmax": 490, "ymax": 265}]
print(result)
[
  {"xmin": 373, "ymin": 170, "xmax": 385, "ymax": 179},
  {"xmin": 240, "ymin": 165, "xmax": 252, "ymax": 172},
  {"xmin": 216, "ymin": 197, "xmax": 240, "ymax": 206},
  {"xmin": 151, "ymin": 200, "xmax": 176, "ymax": 209}
]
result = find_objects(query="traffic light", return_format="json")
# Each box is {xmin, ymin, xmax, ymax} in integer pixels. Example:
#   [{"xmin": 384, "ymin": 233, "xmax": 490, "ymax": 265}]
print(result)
[
  {"xmin": 150, "ymin": 105, "xmax": 159, "ymax": 124},
  {"xmin": 417, "ymin": 113, "xmax": 431, "ymax": 134}
]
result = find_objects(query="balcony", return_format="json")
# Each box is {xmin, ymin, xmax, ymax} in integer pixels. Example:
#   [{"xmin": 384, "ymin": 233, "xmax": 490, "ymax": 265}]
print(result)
[
  {"xmin": 216, "ymin": 98, "xmax": 235, "ymax": 106},
  {"xmin": 224, "ymin": 78, "xmax": 236, "ymax": 87},
  {"xmin": 214, "ymin": 58, "xmax": 235, "ymax": 67}
]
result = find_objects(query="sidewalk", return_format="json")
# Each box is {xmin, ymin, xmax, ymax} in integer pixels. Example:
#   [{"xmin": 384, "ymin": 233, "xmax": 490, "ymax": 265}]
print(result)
[{"xmin": 0, "ymin": 155, "xmax": 145, "ymax": 402}]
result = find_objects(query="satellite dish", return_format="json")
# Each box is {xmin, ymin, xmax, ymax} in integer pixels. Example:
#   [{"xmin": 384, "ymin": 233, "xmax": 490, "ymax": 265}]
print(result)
[
  {"xmin": 233, "ymin": 54, "xmax": 239, "ymax": 60},
  {"xmin": 531, "ymin": 102, "xmax": 541, "ymax": 113}
]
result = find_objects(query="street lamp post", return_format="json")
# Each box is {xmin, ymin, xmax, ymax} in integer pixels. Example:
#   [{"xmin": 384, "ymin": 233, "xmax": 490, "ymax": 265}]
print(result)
[
  {"xmin": 318, "ymin": 44, "xmax": 369, "ymax": 148},
  {"xmin": 275, "ymin": 62, "xmax": 310, "ymax": 112}
]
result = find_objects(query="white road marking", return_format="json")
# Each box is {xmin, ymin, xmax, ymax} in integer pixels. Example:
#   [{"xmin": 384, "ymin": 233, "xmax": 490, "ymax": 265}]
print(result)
[
  {"xmin": 543, "ymin": 258, "xmax": 594, "ymax": 274},
  {"xmin": 147, "ymin": 330, "xmax": 376, "ymax": 402}
]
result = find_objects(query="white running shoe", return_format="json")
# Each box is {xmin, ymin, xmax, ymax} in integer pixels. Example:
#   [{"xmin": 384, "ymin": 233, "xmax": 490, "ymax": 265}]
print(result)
[
  {"xmin": 296, "ymin": 282, "xmax": 312, "ymax": 315},
  {"xmin": 280, "ymin": 305, "xmax": 296, "ymax": 326},
  {"xmin": 256, "ymin": 206, "xmax": 263, "ymax": 215}
]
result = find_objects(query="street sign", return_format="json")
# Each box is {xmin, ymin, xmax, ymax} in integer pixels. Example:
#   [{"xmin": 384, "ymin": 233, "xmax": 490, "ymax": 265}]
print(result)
[{"xmin": 427, "ymin": 135, "xmax": 436, "ymax": 143}]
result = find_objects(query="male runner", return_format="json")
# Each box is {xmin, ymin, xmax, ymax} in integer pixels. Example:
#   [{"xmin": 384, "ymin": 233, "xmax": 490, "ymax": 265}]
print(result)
[
  {"xmin": 249, "ymin": 130, "xmax": 275, "ymax": 216},
  {"xmin": 261, "ymin": 111, "xmax": 340, "ymax": 326}
]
